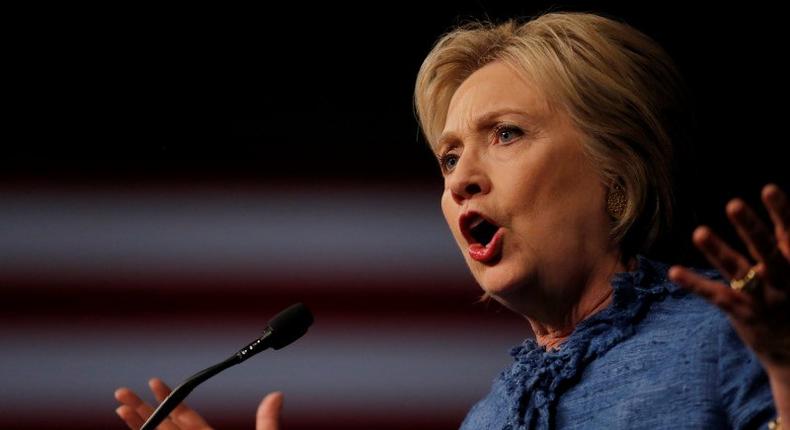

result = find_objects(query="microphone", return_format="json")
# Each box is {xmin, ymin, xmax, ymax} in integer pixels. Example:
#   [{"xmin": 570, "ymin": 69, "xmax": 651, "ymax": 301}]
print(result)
[{"xmin": 140, "ymin": 303, "xmax": 314, "ymax": 430}]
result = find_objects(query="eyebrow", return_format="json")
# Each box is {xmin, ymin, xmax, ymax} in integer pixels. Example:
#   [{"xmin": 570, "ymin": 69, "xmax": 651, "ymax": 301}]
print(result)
[{"xmin": 435, "ymin": 108, "xmax": 538, "ymax": 152}]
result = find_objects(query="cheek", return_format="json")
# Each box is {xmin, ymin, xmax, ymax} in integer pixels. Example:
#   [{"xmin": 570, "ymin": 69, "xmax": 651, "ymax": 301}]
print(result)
[
  {"xmin": 505, "ymin": 154, "xmax": 605, "ymax": 240},
  {"xmin": 532, "ymin": 148, "xmax": 603, "ymax": 215},
  {"xmin": 556, "ymin": 161, "xmax": 607, "ymax": 221},
  {"xmin": 524, "ymin": 167, "xmax": 608, "ymax": 252}
]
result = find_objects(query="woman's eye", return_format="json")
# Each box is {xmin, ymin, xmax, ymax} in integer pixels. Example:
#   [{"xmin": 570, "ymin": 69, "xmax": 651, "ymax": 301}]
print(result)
[
  {"xmin": 440, "ymin": 153, "xmax": 459, "ymax": 172},
  {"xmin": 495, "ymin": 125, "xmax": 524, "ymax": 144}
]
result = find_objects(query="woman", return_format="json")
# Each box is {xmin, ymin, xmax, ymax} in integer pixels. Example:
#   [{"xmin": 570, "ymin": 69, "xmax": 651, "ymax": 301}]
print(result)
[{"xmin": 114, "ymin": 11, "xmax": 788, "ymax": 429}]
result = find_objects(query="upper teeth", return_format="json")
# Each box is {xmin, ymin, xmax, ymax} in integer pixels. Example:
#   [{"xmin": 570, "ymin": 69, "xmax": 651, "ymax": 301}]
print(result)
[{"xmin": 469, "ymin": 217, "xmax": 485, "ymax": 229}]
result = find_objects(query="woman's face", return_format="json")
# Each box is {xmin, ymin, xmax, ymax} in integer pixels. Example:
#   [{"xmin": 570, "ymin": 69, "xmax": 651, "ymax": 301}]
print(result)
[{"xmin": 437, "ymin": 61, "xmax": 617, "ymax": 314}]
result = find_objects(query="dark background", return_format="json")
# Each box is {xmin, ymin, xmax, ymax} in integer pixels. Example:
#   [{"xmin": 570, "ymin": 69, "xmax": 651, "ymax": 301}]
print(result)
[{"xmin": 7, "ymin": 1, "xmax": 788, "ymax": 266}]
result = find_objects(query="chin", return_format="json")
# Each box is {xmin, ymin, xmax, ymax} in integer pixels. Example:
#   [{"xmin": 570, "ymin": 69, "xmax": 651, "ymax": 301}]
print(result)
[{"xmin": 475, "ymin": 264, "xmax": 531, "ymax": 298}]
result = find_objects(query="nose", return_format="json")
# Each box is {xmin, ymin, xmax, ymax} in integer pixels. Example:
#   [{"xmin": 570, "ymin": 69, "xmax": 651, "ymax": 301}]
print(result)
[{"xmin": 447, "ymin": 152, "xmax": 491, "ymax": 204}]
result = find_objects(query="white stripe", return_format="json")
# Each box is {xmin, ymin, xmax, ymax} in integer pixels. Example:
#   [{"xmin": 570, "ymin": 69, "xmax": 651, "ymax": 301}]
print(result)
[
  {"xmin": 0, "ymin": 187, "xmax": 470, "ymax": 286},
  {"xmin": 0, "ymin": 321, "xmax": 527, "ymax": 416}
]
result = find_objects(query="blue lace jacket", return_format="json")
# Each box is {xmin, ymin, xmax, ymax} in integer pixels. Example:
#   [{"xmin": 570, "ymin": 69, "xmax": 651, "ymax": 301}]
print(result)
[{"xmin": 460, "ymin": 255, "xmax": 776, "ymax": 429}]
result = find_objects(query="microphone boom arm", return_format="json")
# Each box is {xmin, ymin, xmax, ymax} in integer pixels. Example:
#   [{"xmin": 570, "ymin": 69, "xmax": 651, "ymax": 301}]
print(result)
[
  {"xmin": 141, "ymin": 354, "xmax": 240, "ymax": 430},
  {"xmin": 139, "ymin": 303, "xmax": 312, "ymax": 430}
]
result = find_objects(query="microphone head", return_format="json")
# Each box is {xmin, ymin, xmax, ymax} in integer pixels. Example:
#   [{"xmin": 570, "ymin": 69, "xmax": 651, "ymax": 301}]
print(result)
[{"xmin": 267, "ymin": 303, "xmax": 314, "ymax": 350}]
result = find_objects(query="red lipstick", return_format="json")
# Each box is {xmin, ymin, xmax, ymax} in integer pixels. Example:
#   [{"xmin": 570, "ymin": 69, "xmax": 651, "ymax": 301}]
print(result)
[{"xmin": 468, "ymin": 228, "xmax": 503, "ymax": 263}]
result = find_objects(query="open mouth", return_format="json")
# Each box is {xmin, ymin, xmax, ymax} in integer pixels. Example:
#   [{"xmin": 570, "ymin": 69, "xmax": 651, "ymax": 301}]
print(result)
[{"xmin": 460, "ymin": 212, "xmax": 500, "ymax": 246}]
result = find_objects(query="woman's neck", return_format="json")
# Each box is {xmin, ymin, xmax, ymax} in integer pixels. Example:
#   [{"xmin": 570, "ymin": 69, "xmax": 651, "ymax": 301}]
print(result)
[
  {"xmin": 527, "ymin": 255, "xmax": 636, "ymax": 351},
  {"xmin": 528, "ymin": 286, "xmax": 614, "ymax": 350}
]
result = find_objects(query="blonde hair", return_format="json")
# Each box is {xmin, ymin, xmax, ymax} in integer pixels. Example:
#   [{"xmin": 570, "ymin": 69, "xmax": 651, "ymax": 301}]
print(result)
[{"xmin": 415, "ymin": 11, "xmax": 692, "ymax": 258}]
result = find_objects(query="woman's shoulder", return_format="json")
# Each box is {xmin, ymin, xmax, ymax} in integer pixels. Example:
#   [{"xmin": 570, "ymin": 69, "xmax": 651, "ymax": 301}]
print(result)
[
  {"xmin": 636, "ymin": 254, "xmax": 766, "ymax": 359},
  {"xmin": 627, "ymin": 254, "xmax": 731, "ymax": 340},
  {"xmin": 628, "ymin": 256, "xmax": 775, "ymax": 428}
]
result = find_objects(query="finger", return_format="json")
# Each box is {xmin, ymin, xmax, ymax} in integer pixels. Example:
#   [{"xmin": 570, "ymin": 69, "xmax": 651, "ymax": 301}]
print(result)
[
  {"xmin": 116, "ymin": 404, "xmax": 146, "ymax": 430},
  {"xmin": 149, "ymin": 378, "xmax": 171, "ymax": 404},
  {"xmin": 763, "ymin": 184, "xmax": 790, "ymax": 258},
  {"xmin": 256, "ymin": 392, "xmax": 284, "ymax": 430},
  {"xmin": 115, "ymin": 387, "xmax": 156, "ymax": 419},
  {"xmin": 669, "ymin": 265, "xmax": 757, "ymax": 322},
  {"xmin": 732, "ymin": 194, "xmax": 790, "ymax": 289},
  {"xmin": 727, "ymin": 199, "xmax": 784, "ymax": 269},
  {"xmin": 149, "ymin": 378, "xmax": 211, "ymax": 428},
  {"xmin": 114, "ymin": 387, "xmax": 180, "ymax": 430},
  {"xmin": 691, "ymin": 226, "xmax": 752, "ymax": 279}
]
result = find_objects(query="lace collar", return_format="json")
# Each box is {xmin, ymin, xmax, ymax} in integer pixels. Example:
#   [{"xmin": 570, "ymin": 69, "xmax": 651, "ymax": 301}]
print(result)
[{"xmin": 499, "ymin": 255, "xmax": 679, "ymax": 429}]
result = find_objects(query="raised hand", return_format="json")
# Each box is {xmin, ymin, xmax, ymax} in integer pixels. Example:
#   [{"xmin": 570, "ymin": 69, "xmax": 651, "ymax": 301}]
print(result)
[{"xmin": 668, "ymin": 183, "xmax": 790, "ymax": 366}]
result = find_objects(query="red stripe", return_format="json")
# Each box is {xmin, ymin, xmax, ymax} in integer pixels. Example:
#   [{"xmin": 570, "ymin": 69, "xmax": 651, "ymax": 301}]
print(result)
[
  {"xmin": 0, "ymin": 413, "xmax": 466, "ymax": 430},
  {"xmin": 1, "ymin": 280, "xmax": 523, "ymax": 325}
]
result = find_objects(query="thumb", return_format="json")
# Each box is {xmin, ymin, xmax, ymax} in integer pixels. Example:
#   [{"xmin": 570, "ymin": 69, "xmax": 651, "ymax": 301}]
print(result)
[{"xmin": 256, "ymin": 391, "xmax": 284, "ymax": 430}]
